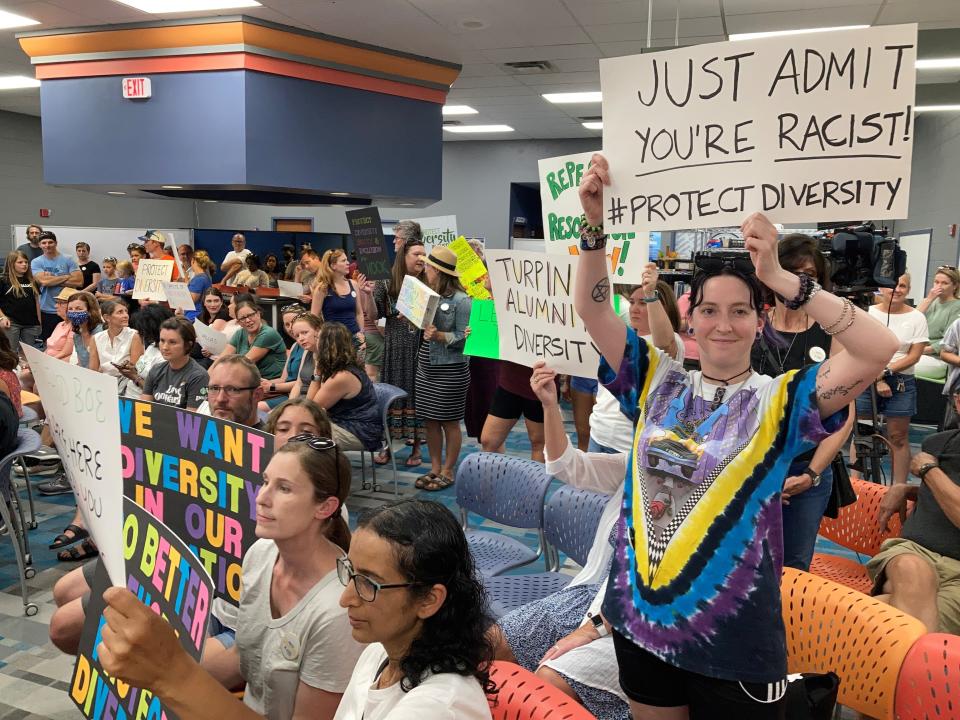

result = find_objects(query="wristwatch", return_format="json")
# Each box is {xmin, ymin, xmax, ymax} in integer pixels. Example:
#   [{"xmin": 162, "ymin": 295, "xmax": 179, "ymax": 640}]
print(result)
[
  {"xmin": 269, "ymin": 382, "xmax": 276, "ymax": 392},
  {"xmin": 918, "ymin": 462, "xmax": 938, "ymax": 481},
  {"xmin": 587, "ymin": 612, "xmax": 609, "ymax": 637},
  {"xmin": 801, "ymin": 466, "xmax": 822, "ymax": 487},
  {"xmin": 642, "ymin": 291, "xmax": 661, "ymax": 304}
]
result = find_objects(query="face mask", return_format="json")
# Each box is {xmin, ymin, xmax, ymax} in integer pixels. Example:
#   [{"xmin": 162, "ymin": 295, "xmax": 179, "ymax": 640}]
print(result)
[{"xmin": 67, "ymin": 310, "xmax": 89, "ymax": 328}]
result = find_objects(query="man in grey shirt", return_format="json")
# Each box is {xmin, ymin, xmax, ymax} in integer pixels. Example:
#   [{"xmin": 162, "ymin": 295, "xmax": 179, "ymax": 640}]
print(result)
[
  {"xmin": 868, "ymin": 387, "xmax": 960, "ymax": 634},
  {"xmin": 17, "ymin": 224, "xmax": 43, "ymax": 261}
]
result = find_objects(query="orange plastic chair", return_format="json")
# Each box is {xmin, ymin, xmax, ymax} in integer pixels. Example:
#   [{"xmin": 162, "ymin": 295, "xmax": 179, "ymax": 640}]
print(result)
[
  {"xmin": 894, "ymin": 633, "xmax": 960, "ymax": 720},
  {"xmin": 488, "ymin": 661, "xmax": 598, "ymax": 720},
  {"xmin": 809, "ymin": 478, "xmax": 905, "ymax": 593},
  {"xmin": 781, "ymin": 568, "xmax": 927, "ymax": 720}
]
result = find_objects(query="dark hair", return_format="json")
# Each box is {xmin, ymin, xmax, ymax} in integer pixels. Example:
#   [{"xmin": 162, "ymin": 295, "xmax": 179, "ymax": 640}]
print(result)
[
  {"xmin": 779, "ymin": 234, "xmax": 828, "ymax": 287},
  {"xmin": 75, "ymin": 241, "xmax": 90, "ymax": 251},
  {"xmin": 100, "ymin": 300, "xmax": 125, "ymax": 319},
  {"xmin": 199, "ymin": 287, "xmax": 226, "ymax": 325},
  {"xmin": 264, "ymin": 253, "xmax": 279, "ymax": 273},
  {"xmin": 0, "ymin": 331, "xmax": 17, "ymax": 371},
  {"xmin": 688, "ymin": 266, "xmax": 766, "ymax": 317},
  {"xmin": 390, "ymin": 239, "xmax": 425, "ymax": 302},
  {"xmin": 275, "ymin": 440, "xmax": 351, "ymax": 551},
  {"xmin": 314, "ymin": 322, "xmax": 361, "ymax": 383},
  {"xmin": 231, "ymin": 292, "xmax": 256, "ymax": 307},
  {"xmin": 38, "ymin": 231, "xmax": 57, "ymax": 243},
  {"xmin": 356, "ymin": 499, "xmax": 496, "ymax": 696},
  {"xmin": 67, "ymin": 292, "xmax": 102, "ymax": 330},
  {"xmin": 618, "ymin": 281, "xmax": 682, "ymax": 333},
  {"xmin": 26, "ymin": 224, "xmax": 42, "ymax": 235},
  {"xmin": 245, "ymin": 254, "xmax": 261, "ymax": 271},
  {"xmin": 130, "ymin": 304, "xmax": 174, "ymax": 348},
  {"xmin": 159, "ymin": 316, "xmax": 196, "ymax": 353},
  {"xmin": 431, "ymin": 270, "xmax": 465, "ymax": 298},
  {"xmin": 266, "ymin": 397, "xmax": 332, "ymax": 438}
]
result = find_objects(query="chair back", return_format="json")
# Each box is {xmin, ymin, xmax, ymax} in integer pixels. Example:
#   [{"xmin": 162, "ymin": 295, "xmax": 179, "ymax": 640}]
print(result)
[
  {"xmin": 488, "ymin": 661, "xmax": 598, "ymax": 720},
  {"xmin": 372, "ymin": 383, "xmax": 407, "ymax": 437},
  {"xmin": 781, "ymin": 567, "xmax": 926, "ymax": 720},
  {"xmin": 818, "ymin": 478, "xmax": 904, "ymax": 555},
  {"xmin": 543, "ymin": 484, "xmax": 610, "ymax": 568},
  {"xmin": 0, "ymin": 429, "xmax": 42, "ymax": 499},
  {"xmin": 894, "ymin": 632, "xmax": 960, "ymax": 720},
  {"xmin": 456, "ymin": 452, "xmax": 551, "ymax": 530}
]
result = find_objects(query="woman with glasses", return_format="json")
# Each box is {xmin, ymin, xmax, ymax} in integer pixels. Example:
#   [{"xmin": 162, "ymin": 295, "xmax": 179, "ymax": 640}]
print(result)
[
  {"xmin": 333, "ymin": 498, "xmax": 496, "ymax": 719},
  {"xmin": 307, "ymin": 322, "xmax": 381, "ymax": 452},
  {"xmin": 141, "ymin": 316, "xmax": 209, "ymax": 410},
  {"xmin": 749, "ymin": 234, "xmax": 855, "ymax": 571},
  {"xmin": 223, "ymin": 300, "xmax": 287, "ymax": 380},
  {"xmin": 96, "ymin": 435, "xmax": 362, "ymax": 720},
  {"xmin": 573, "ymin": 153, "xmax": 898, "ymax": 719},
  {"xmin": 915, "ymin": 265, "xmax": 960, "ymax": 379}
]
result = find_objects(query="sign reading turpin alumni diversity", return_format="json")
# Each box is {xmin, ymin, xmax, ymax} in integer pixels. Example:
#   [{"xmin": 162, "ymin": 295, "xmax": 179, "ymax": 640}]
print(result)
[{"xmin": 600, "ymin": 24, "xmax": 917, "ymax": 231}]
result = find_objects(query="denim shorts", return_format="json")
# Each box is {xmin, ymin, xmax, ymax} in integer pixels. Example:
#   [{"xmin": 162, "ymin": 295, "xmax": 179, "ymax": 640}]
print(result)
[
  {"xmin": 855, "ymin": 373, "xmax": 916, "ymax": 418},
  {"xmin": 570, "ymin": 376, "xmax": 599, "ymax": 395}
]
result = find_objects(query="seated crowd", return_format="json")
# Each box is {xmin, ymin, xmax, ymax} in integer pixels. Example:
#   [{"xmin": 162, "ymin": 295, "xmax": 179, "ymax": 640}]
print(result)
[{"xmin": 2, "ymin": 198, "xmax": 958, "ymax": 720}]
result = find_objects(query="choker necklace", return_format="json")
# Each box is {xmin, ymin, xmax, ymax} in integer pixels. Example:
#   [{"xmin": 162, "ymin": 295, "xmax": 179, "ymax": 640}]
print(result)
[
  {"xmin": 700, "ymin": 366, "xmax": 753, "ymax": 411},
  {"xmin": 701, "ymin": 366, "xmax": 753, "ymax": 385}
]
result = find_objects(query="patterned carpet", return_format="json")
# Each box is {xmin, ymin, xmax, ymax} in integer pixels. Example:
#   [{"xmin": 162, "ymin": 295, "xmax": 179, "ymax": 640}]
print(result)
[{"xmin": 0, "ymin": 411, "xmax": 932, "ymax": 719}]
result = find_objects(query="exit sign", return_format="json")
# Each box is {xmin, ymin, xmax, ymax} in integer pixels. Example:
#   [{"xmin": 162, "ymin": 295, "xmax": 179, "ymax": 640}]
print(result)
[{"xmin": 122, "ymin": 77, "xmax": 151, "ymax": 99}]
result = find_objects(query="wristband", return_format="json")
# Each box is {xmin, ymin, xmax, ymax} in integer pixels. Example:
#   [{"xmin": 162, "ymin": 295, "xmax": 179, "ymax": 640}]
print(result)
[
  {"xmin": 918, "ymin": 462, "xmax": 938, "ymax": 481},
  {"xmin": 642, "ymin": 291, "xmax": 661, "ymax": 304}
]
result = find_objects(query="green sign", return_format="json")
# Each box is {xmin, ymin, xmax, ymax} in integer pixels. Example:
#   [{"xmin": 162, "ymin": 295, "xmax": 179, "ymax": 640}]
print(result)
[{"xmin": 463, "ymin": 299, "xmax": 499, "ymax": 360}]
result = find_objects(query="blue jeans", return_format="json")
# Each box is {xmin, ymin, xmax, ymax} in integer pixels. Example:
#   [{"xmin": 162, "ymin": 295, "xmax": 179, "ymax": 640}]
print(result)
[
  {"xmin": 587, "ymin": 437, "xmax": 621, "ymax": 454},
  {"xmin": 781, "ymin": 462, "xmax": 834, "ymax": 571}
]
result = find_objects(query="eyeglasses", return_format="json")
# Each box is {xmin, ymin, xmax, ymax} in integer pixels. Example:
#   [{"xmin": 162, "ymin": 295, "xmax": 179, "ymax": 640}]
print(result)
[
  {"xmin": 694, "ymin": 254, "xmax": 755, "ymax": 276},
  {"xmin": 207, "ymin": 384, "xmax": 258, "ymax": 397},
  {"xmin": 236, "ymin": 312, "xmax": 260, "ymax": 322},
  {"xmin": 336, "ymin": 557, "xmax": 418, "ymax": 603}
]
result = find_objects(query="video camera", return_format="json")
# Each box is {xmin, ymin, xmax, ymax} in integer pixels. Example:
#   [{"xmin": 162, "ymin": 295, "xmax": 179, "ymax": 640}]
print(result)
[{"xmin": 814, "ymin": 223, "xmax": 906, "ymax": 296}]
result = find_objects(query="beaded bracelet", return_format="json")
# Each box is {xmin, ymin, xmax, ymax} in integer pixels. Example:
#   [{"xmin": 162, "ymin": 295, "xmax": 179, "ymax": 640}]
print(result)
[
  {"xmin": 579, "ymin": 214, "xmax": 608, "ymax": 252},
  {"xmin": 784, "ymin": 274, "xmax": 815, "ymax": 310},
  {"xmin": 823, "ymin": 298, "xmax": 856, "ymax": 336}
]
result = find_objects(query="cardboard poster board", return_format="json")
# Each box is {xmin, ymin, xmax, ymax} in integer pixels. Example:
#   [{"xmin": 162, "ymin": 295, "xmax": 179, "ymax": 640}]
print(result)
[
  {"xmin": 161, "ymin": 281, "xmax": 195, "ymax": 313},
  {"xmin": 600, "ymin": 24, "xmax": 917, "ymax": 232},
  {"xmin": 448, "ymin": 236, "xmax": 491, "ymax": 300},
  {"xmin": 277, "ymin": 280, "xmax": 305, "ymax": 298},
  {"xmin": 463, "ymin": 299, "xmax": 499, "ymax": 360},
  {"xmin": 346, "ymin": 207, "xmax": 391, "ymax": 280},
  {"xmin": 396, "ymin": 274, "xmax": 440, "ymax": 330},
  {"xmin": 194, "ymin": 320, "xmax": 228, "ymax": 355},
  {"xmin": 132, "ymin": 259, "xmax": 174, "ymax": 300}
]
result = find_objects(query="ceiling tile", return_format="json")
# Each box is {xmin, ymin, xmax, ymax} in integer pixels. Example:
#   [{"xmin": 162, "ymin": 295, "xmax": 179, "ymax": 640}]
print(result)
[
  {"xmin": 461, "ymin": 25, "xmax": 593, "ymax": 49},
  {"xmin": 515, "ymin": 71, "xmax": 600, "ymax": 86},
  {"xmin": 724, "ymin": 6, "xmax": 881, "ymax": 34},
  {"xmin": 878, "ymin": 0, "xmax": 960, "ymax": 25},
  {"xmin": 584, "ymin": 16, "xmax": 724, "ymax": 43},
  {"xmin": 563, "ymin": 0, "xmax": 721, "ymax": 26},
  {"xmin": 457, "ymin": 63, "xmax": 508, "ymax": 77},
  {"xmin": 409, "ymin": 0, "xmax": 580, "ymax": 32},
  {"xmin": 480, "ymin": 44, "xmax": 602, "ymax": 63},
  {"xmin": 452, "ymin": 75, "xmax": 524, "ymax": 89}
]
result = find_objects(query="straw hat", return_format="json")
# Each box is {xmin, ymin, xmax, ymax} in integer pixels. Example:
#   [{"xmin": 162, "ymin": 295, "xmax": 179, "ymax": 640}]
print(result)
[
  {"xmin": 424, "ymin": 246, "xmax": 459, "ymax": 277},
  {"xmin": 55, "ymin": 287, "xmax": 78, "ymax": 302}
]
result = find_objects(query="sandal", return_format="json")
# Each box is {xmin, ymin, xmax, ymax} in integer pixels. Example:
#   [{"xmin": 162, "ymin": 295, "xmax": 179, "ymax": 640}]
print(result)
[
  {"xmin": 416, "ymin": 472, "xmax": 439, "ymax": 490},
  {"xmin": 404, "ymin": 453, "xmax": 422, "ymax": 468},
  {"xmin": 422, "ymin": 474, "xmax": 453, "ymax": 492},
  {"xmin": 49, "ymin": 523, "xmax": 88, "ymax": 550},
  {"xmin": 57, "ymin": 538, "xmax": 99, "ymax": 562},
  {"xmin": 374, "ymin": 449, "xmax": 391, "ymax": 466}
]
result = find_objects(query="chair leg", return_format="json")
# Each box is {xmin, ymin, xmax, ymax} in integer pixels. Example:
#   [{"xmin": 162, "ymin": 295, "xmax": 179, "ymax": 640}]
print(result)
[
  {"xmin": 371, "ymin": 448, "xmax": 380, "ymax": 493},
  {"xmin": 360, "ymin": 450, "xmax": 367, "ymax": 489},
  {"xmin": 10, "ymin": 484, "xmax": 33, "ymax": 572},
  {"xmin": 14, "ymin": 457, "xmax": 37, "ymax": 529},
  {"xmin": 0, "ymin": 498, "xmax": 37, "ymax": 616}
]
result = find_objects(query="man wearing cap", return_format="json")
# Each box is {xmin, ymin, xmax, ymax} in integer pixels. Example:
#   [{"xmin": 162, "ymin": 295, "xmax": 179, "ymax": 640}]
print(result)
[
  {"xmin": 140, "ymin": 230, "xmax": 181, "ymax": 281},
  {"xmin": 220, "ymin": 233, "xmax": 251, "ymax": 284},
  {"xmin": 31, "ymin": 231, "xmax": 82, "ymax": 342}
]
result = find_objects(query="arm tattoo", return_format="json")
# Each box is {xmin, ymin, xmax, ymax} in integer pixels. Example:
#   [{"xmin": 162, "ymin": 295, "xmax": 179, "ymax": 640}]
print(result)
[
  {"xmin": 591, "ymin": 277, "xmax": 610, "ymax": 303},
  {"xmin": 817, "ymin": 379, "xmax": 863, "ymax": 401}
]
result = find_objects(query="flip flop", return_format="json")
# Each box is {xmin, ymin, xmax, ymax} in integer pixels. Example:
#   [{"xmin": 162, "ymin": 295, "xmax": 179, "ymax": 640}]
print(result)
[
  {"xmin": 49, "ymin": 524, "xmax": 89, "ymax": 550},
  {"xmin": 374, "ymin": 449, "xmax": 391, "ymax": 466},
  {"xmin": 57, "ymin": 538, "xmax": 99, "ymax": 562},
  {"xmin": 422, "ymin": 474, "xmax": 454, "ymax": 492},
  {"xmin": 404, "ymin": 454, "xmax": 422, "ymax": 468},
  {"xmin": 416, "ymin": 472, "xmax": 438, "ymax": 490}
]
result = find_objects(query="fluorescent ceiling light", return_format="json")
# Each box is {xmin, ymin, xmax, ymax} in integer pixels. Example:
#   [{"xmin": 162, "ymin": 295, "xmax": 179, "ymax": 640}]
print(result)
[
  {"xmin": 0, "ymin": 10, "xmax": 39, "ymax": 29},
  {"xmin": 161, "ymin": 185, "xmax": 183, "ymax": 189},
  {"xmin": 915, "ymin": 105, "xmax": 960, "ymax": 112},
  {"xmin": 442, "ymin": 105, "xmax": 478, "ymax": 116},
  {"xmin": 107, "ymin": 191, "xmax": 127, "ymax": 196},
  {"xmin": 112, "ymin": 0, "xmax": 261, "ymax": 12},
  {"xmin": 583, "ymin": 121, "xmax": 603, "ymax": 130},
  {"xmin": 0, "ymin": 76, "xmax": 40, "ymax": 90},
  {"xmin": 443, "ymin": 124, "xmax": 514, "ymax": 133},
  {"xmin": 543, "ymin": 92, "xmax": 602, "ymax": 104},
  {"xmin": 203, "ymin": 199, "xmax": 218, "ymax": 203},
  {"xmin": 730, "ymin": 25, "xmax": 869, "ymax": 42},
  {"xmin": 397, "ymin": 202, "xmax": 416, "ymax": 207},
  {"xmin": 330, "ymin": 192, "xmax": 351, "ymax": 196},
  {"xmin": 916, "ymin": 58, "xmax": 960, "ymax": 70}
]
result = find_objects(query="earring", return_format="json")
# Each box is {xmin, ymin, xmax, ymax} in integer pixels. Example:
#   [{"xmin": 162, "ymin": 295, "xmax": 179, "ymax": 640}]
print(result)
[
  {"xmin": 756, "ymin": 330, "xmax": 762, "ymax": 340},
  {"xmin": 686, "ymin": 327, "xmax": 695, "ymax": 336}
]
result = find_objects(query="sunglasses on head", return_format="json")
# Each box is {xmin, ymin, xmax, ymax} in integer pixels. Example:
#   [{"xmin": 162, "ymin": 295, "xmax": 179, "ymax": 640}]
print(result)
[
  {"xmin": 693, "ymin": 253, "xmax": 755, "ymax": 276},
  {"xmin": 938, "ymin": 265, "xmax": 957, "ymax": 272},
  {"xmin": 103, "ymin": 256, "xmax": 117, "ymax": 263},
  {"xmin": 280, "ymin": 303, "xmax": 305, "ymax": 314}
]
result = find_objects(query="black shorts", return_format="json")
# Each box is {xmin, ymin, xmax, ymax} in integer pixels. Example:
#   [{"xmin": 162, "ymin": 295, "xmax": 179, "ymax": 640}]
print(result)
[
  {"xmin": 613, "ymin": 630, "xmax": 786, "ymax": 720},
  {"xmin": 487, "ymin": 386, "xmax": 544, "ymax": 424}
]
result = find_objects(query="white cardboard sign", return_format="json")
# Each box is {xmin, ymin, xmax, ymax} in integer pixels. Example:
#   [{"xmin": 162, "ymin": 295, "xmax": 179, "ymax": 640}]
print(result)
[
  {"xmin": 600, "ymin": 24, "xmax": 917, "ymax": 231},
  {"xmin": 277, "ymin": 280, "xmax": 305, "ymax": 298},
  {"xmin": 396, "ymin": 275, "xmax": 440, "ymax": 330},
  {"xmin": 161, "ymin": 282, "xmax": 196, "ymax": 313},
  {"xmin": 132, "ymin": 259, "xmax": 174, "ymax": 300},
  {"xmin": 538, "ymin": 150, "xmax": 648, "ymax": 282},
  {"xmin": 486, "ymin": 250, "xmax": 600, "ymax": 377},
  {"xmin": 194, "ymin": 320, "xmax": 229, "ymax": 355},
  {"xmin": 23, "ymin": 344, "xmax": 124, "ymax": 586}
]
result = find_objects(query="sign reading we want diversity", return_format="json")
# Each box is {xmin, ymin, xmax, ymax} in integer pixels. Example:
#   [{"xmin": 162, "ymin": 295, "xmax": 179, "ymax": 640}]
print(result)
[{"xmin": 600, "ymin": 24, "xmax": 917, "ymax": 231}]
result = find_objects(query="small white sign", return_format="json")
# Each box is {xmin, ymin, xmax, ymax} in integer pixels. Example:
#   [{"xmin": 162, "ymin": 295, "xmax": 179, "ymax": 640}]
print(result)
[
  {"xmin": 122, "ymin": 77, "xmax": 152, "ymax": 99},
  {"xmin": 194, "ymin": 320, "xmax": 229, "ymax": 355},
  {"xmin": 132, "ymin": 259, "xmax": 174, "ymax": 300},
  {"xmin": 396, "ymin": 275, "xmax": 440, "ymax": 330},
  {"xmin": 161, "ymin": 281, "xmax": 196, "ymax": 313},
  {"xmin": 278, "ymin": 280, "xmax": 305, "ymax": 298}
]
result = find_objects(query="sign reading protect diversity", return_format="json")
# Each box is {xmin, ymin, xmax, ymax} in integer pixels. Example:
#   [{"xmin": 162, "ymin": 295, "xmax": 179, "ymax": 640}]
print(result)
[{"xmin": 600, "ymin": 24, "xmax": 917, "ymax": 231}]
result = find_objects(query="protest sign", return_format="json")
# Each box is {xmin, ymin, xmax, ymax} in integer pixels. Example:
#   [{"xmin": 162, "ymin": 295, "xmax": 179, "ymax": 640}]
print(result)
[
  {"xmin": 600, "ymin": 24, "xmax": 917, "ymax": 232},
  {"xmin": 486, "ymin": 250, "xmax": 600, "ymax": 376},
  {"xmin": 346, "ymin": 207, "xmax": 391, "ymax": 280},
  {"xmin": 463, "ymin": 299, "xmax": 499, "ymax": 360},
  {"xmin": 413, "ymin": 215, "xmax": 458, "ymax": 249},
  {"xmin": 448, "ymin": 236, "xmax": 491, "ymax": 300},
  {"xmin": 70, "ymin": 499, "xmax": 213, "ymax": 720},
  {"xmin": 161, "ymin": 281, "xmax": 195, "ymax": 313},
  {"xmin": 538, "ymin": 151, "xmax": 646, "ymax": 281},
  {"xmin": 119, "ymin": 399, "xmax": 272, "ymax": 605},
  {"xmin": 132, "ymin": 259, "xmax": 174, "ymax": 300},
  {"xmin": 396, "ymin": 274, "xmax": 440, "ymax": 330},
  {"xmin": 194, "ymin": 320, "xmax": 228, "ymax": 355},
  {"xmin": 277, "ymin": 279, "xmax": 305, "ymax": 298},
  {"xmin": 23, "ymin": 345, "xmax": 124, "ymax": 586}
]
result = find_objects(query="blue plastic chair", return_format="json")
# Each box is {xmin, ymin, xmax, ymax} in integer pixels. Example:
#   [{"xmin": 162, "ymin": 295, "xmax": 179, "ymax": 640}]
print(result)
[
  {"xmin": 456, "ymin": 452, "xmax": 552, "ymax": 577},
  {"xmin": 0, "ymin": 428, "xmax": 43, "ymax": 616},
  {"xmin": 485, "ymin": 484, "xmax": 612, "ymax": 618},
  {"xmin": 16, "ymin": 406, "xmax": 41, "ymax": 527},
  {"xmin": 356, "ymin": 383, "xmax": 407, "ymax": 496}
]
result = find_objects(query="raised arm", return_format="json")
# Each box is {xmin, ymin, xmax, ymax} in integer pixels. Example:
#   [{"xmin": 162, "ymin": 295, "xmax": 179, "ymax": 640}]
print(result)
[
  {"xmin": 741, "ymin": 213, "xmax": 899, "ymax": 418},
  {"xmin": 640, "ymin": 263, "xmax": 679, "ymax": 359},
  {"xmin": 573, "ymin": 153, "xmax": 627, "ymax": 370}
]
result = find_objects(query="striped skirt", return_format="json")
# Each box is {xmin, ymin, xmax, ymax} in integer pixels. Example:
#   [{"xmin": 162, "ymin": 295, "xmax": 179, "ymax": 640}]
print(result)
[{"xmin": 415, "ymin": 342, "xmax": 469, "ymax": 422}]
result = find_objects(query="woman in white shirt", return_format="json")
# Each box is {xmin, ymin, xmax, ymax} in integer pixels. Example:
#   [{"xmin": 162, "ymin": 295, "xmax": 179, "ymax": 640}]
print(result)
[
  {"xmin": 118, "ymin": 304, "xmax": 172, "ymax": 398},
  {"xmin": 95, "ymin": 300, "xmax": 143, "ymax": 394},
  {"xmin": 333, "ymin": 498, "xmax": 495, "ymax": 720},
  {"xmin": 94, "ymin": 435, "xmax": 362, "ymax": 720}
]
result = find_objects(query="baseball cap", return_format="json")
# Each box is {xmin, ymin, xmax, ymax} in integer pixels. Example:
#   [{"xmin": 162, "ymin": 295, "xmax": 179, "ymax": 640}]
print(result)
[{"xmin": 138, "ymin": 230, "xmax": 164, "ymax": 245}]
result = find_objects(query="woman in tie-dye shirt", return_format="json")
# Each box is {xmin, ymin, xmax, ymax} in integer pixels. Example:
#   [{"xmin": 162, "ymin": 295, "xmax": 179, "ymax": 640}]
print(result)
[{"xmin": 573, "ymin": 154, "xmax": 899, "ymax": 719}]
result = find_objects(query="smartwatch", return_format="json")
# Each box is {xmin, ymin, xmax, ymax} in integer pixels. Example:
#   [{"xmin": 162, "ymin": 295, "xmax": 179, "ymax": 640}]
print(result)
[
  {"xmin": 642, "ymin": 291, "xmax": 661, "ymax": 304},
  {"xmin": 269, "ymin": 382, "xmax": 276, "ymax": 393},
  {"xmin": 801, "ymin": 466, "xmax": 822, "ymax": 487},
  {"xmin": 587, "ymin": 612, "xmax": 609, "ymax": 637}
]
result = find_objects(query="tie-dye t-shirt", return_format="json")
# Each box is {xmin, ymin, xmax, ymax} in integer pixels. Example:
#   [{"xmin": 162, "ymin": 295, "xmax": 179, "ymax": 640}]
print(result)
[{"xmin": 599, "ymin": 328, "xmax": 846, "ymax": 683}]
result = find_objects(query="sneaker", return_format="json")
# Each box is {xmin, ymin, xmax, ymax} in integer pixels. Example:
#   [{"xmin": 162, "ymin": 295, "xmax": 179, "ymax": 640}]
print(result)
[
  {"xmin": 13, "ymin": 456, "xmax": 61, "ymax": 477},
  {"xmin": 37, "ymin": 473, "xmax": 73, "ymax": 496}
]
